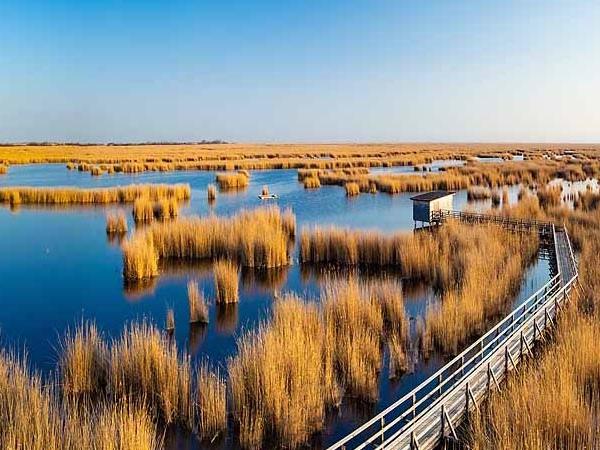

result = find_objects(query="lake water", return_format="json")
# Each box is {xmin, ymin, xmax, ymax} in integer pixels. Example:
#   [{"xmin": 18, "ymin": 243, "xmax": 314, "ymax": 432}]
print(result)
[{"xmin": 0, "ymin": 164, "xmax": 549, "ymax": 449}]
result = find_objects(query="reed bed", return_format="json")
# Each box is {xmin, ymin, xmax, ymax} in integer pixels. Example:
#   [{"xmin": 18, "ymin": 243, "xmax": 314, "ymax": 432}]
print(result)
[
  {"xmin": 195, "ymin": 363, "xmax": 227, "ymax": 441},
  {"xmin": 388, "ymin": 332, "xmax": 409, "ymax": 379},
  {"xmin": 0, "ymin": 347, "xmax": 160, "ymax": 450},
  {"xmin": 108, "ymin": 320, "xmax": 193, "ymax": 427},
  {"xmin": 300, "ymin": 225, "xmax": 452, "ymax": 288},
  {"xmin": 1, "ymin": 142, "xmax": 594, "ymax": 168},
  {"xmin": 228, "ymin": 295, "xmax": 339, "ymax": 449},
  {"xmin": 59, "ymin": 321, "xmax": 108, "ymax": 398},
  {"xmin": 123, "ymin": 207, "xmax": 295, "ymax": 279},
  {"xmin": 574, "ymin": 191, "xmax": 600, "ymax": 211},
  {"xmin": 213, "ymin": 260, "xmax": 239, "ymax": 304},
  {"xmin": 465, "ymin": 192, "xmax": 600, "ymax": 449},
  {"xmin": 425, "ymin": 225, "xmax": 538, "ymax": 353},
  {"xmin": 188, "ymin": 280, "xmax": 209, "ymax": 323},
  {"xmin": 0, "ymin": 183, "xmax": 190, "ymax": 205},
  {"xmin": 215, "ymin": 171, "xmax": 249, "ymax": 190},
  {"xmin": 322, "ymin": 279, "xmax": 384, "ymax": 401},
  {"xmin": 106, "ymin": 211, "xmax": 128, "ymax": 234},
  {"xmin": 90, "ymin": 166, "xmax": 104, "ymax": 176}
]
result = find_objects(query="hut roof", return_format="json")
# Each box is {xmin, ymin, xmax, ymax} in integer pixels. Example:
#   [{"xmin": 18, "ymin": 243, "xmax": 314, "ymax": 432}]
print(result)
[{"xmin": 410, "ymin": 190, "xmax": 455, "ymax": 202}]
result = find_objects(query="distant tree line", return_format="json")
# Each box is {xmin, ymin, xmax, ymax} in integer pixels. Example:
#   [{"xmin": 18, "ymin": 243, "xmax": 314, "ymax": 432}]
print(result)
[{"xmin": 0, "ymin": 140, "xmax": 230, "ymax": 146}]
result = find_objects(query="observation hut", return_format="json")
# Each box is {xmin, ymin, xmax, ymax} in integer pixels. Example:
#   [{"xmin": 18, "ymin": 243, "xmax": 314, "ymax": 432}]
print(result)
[{"xmin": 410, "ymin": 190, "xmax": 455, "ymax": 229}]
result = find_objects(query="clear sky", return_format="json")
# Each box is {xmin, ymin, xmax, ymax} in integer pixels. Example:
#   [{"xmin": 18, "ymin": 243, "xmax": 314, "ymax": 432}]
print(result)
[{"xmin": 1, "ymin": 1, "xmax": 599, "ymax": 143}]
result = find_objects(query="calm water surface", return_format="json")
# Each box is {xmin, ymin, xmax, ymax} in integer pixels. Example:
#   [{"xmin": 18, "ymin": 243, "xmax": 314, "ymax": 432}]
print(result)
[{"xmin": 0, "ymin": 164, "xmax": 549, "ymax": 448}]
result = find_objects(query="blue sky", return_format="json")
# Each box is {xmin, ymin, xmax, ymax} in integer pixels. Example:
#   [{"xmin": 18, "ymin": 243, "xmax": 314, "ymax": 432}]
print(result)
[{"xmin": 1, "ymin": 1, "xmax": 599, "ymax": 143}]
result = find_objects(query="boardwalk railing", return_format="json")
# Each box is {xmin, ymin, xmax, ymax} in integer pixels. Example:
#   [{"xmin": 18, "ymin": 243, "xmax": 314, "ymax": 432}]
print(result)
[{"xmin": 327, "ymin": 213, "xmax": 578, "ymax": 450}]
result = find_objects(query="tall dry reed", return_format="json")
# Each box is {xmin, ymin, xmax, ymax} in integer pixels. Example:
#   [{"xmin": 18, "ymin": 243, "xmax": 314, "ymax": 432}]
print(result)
[
  {"xmin": 106, "ymin": 211, "xmax": 128, "ymax": 234},
  {"xmin": 216, "ymin": 171, "xmax": 249, "ymax": 190},
  {"xmin": 59, "ymin": 321, "xmax": 108, "ymax": 398},
  {"xmin": 195, "ymin": 363, "xmax": 227, "ymax": 441},
  {"xmin": 108, "ymin": 320, "xmax": 193, "ymax": 427},
  {"xmin": 213, "ymin": 260, "xmax": 239, "ymax": 304},
  {"xmin": 123, "ymin": 207, "xmax": 295, "ymax": 279},
  {"xmin": 188, "ymin": 280, "xmax": 209, "ymax": 323},
  {"xmin": 228, "ymin": 295, "xmax": 339, "ymax": 449}
]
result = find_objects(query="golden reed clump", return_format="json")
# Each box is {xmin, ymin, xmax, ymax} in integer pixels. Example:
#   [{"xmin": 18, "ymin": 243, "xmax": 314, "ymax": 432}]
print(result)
[
  {"xmin": 213, "ymin": 260, "xmax": 239, "ymax": 304},
  {"xmin": 0, "ymin": 183, "xmax": 190, "ymax": 205},
  {"xmin": 228, "ymin": 295, "xmax": 340, "ymax": 449},
  {"xmin": 133, "ymin": 197, "xmax": 179, "ymax": 223},
  {"xmin": 122, "ymin": 235, "xmax": 159, "ymax": 280},
  {"xmin": 0, "ymin": 347, "xmax": 159, "ymax": 450},
  {"xmin": 0, "ymin": 164, "xmax": 8, "ymax": 174},
  {"xmin": 303, "ymin": 176, "xmax": 321, "ymax": 189},
  {"xmin": 108, "ymin": 320, "xmax": 193, "ymax": 427},
  {"xmin": 344, "ymin": 182, "xmax": 360, "ymax": 196},
  {"xmin": 122, "ymin": 206, "xmax": 295, "ymax": 280},
  {"xmin": 215, "ymin": 171, "xmax": 249, "ymax": 190},
  {"xmin": 59, "ymin": 321, "xmax": 108, "ymax": 398},
  {"xmin": 187, "ymin": 280, "xmax": 209, "ymax": 323},
  {"xmin": 106, "ymin": 211, "xmax": 128, "ymax": 234}
]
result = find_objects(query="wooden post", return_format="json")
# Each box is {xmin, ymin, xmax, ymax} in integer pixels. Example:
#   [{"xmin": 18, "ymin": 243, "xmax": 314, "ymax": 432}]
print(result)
[
  {"xmin": 520, "ymin": 331, "xmax": 524, "ymax": 359},
  {"xmin": 504, "ymin": 346, "xmax": 509, "ymax": 374},
  {"xmin": 465, "ymin": 382, "xmax": 470, "ymax": 413},
  {"xmin": 440, "ymin": 404, "xmax": 446, "ymax": 438},
  {"xmin": 412, "ymin": 393, "xmax": 416, "ymax": 419},
  {"xmin": 380, "ymin": 416, "xmax": 385, "ymax": 443}
]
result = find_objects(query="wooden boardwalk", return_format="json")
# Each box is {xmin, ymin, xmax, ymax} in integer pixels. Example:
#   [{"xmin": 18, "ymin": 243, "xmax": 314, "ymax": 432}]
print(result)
[{"xmin": 327, "ymin": 210, "xmax": 578, "ymax": 450}]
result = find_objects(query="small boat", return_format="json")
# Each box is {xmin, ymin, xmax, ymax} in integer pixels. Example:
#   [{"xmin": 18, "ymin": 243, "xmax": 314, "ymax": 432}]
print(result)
[{"xmin": 258, "ymin": 194, "xmax": 279, "ymax": 200}]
